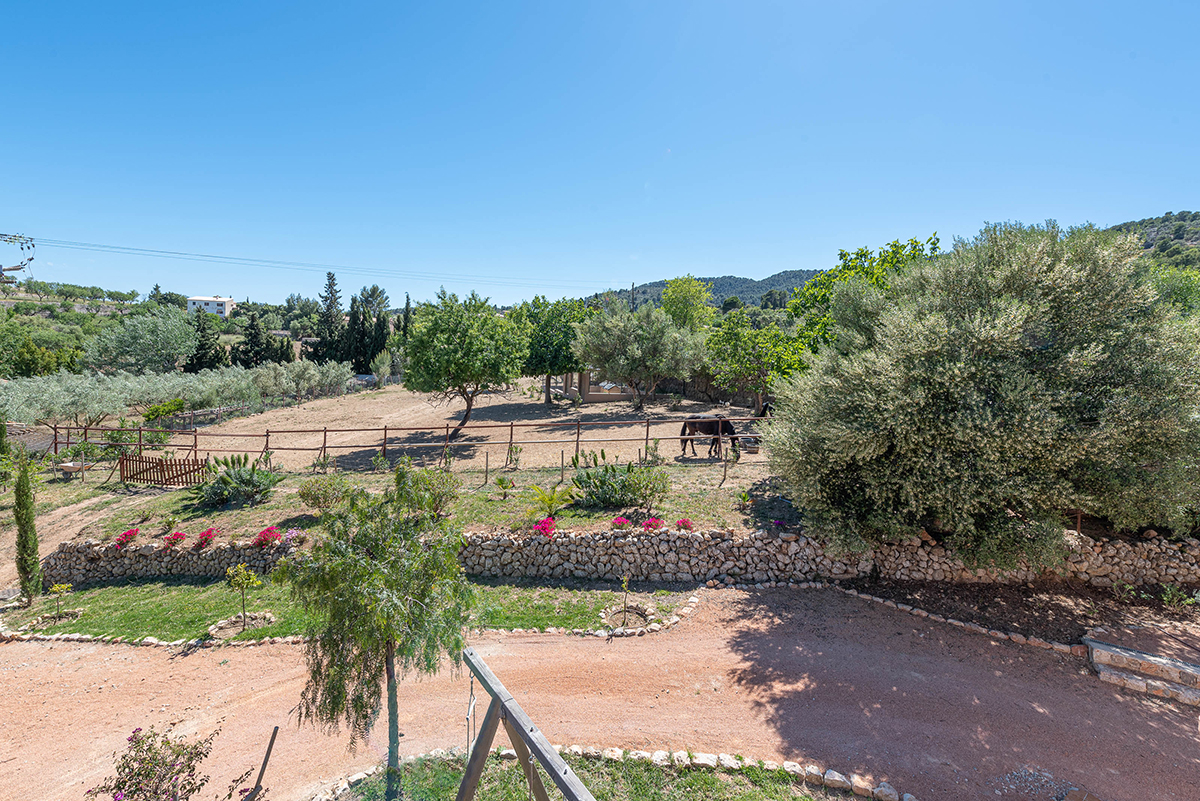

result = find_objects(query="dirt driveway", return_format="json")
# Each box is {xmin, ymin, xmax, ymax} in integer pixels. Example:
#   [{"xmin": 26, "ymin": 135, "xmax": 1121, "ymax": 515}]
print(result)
[{"xmin": 2, "ymin": 587, "xmax": 1196, "ymax": 801}]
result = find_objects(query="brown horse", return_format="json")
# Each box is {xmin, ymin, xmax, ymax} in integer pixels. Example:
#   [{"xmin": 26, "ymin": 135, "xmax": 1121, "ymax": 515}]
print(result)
[{"xmin": 680, "ymin": 415, "xmax": 739, "ymax": 458}]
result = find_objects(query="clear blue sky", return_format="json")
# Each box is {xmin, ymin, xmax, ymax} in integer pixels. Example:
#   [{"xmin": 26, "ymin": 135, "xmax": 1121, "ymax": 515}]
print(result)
[{"xmin": 2, "ymin": 1, "xmax": 1197, "ymax": 307}]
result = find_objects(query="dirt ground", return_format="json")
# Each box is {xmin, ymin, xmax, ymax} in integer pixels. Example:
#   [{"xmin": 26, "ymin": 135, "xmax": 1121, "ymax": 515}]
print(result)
[
  {"xmin": 2, "ymin": 587, "xmax": 1196, "ymax": 801},
  {"xmin": 153, "ymin": 382, "xmax": 768, "ymax": 472}
]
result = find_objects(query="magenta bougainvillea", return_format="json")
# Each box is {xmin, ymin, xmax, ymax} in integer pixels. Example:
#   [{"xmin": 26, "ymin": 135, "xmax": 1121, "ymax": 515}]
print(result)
[
  {"xmin": 533, "ymin": 517, "xmax": 556, "ymax": 539},
  {"xmin": 612, "ymin": 517, "xmax": 631, "ymax": 530},
  {"xmin": 252, "ymin": 526, "xmax": 281, "ymax": 548},
  {"xmin": 675, "ymin": 519, "xmax": 694, "ymax": 532},
  {"xmin": 195, "ymin": 528, "xmax": 217, "ymax": 549},
  {"xmin": 114, "ymin": 529, "xmax": 138, "ymax": 550},
  {"xmin": 162, "ymin": 531, "xmax": 187, "ymax": 548},
  {"xmin": 642, "ymin": 517, "xmax": 664, "ymax": 532}
]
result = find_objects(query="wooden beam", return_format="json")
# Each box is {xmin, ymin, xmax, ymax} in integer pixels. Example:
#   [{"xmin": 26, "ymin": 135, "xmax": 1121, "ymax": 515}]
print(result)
[
  {"xmin": 462, "ymin": 647, "xmax": 596, "ymax": 801},
  {"xmin": 455, "ymin": 697, "xmax": 501, "ymax": 801},
  {"xmin": 504, "ymin": 715, "xmax": 551, "ymax": 801}
]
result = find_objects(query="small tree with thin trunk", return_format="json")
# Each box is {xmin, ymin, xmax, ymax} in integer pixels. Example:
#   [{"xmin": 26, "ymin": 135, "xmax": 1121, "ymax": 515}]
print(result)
[
  {"xmin": 14, "ymin": 448, "xmax": 41, "ymax": 606},
  {"xmin": 403, "ymin": 290, "xmax": 527, "ymax": 437},
  {"xmin": 274, "ymin": 482, "xmax": 473, "ymax": 801},
  {"xmin": 226, "ymin": 563, "xmax": 263, "ymax": 632}
]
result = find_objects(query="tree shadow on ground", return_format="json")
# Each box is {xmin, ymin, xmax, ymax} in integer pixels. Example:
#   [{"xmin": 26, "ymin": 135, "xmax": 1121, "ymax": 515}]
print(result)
[{"xmin": 721, "ymin": 585, "xmax": 1200, "ymax": 798}]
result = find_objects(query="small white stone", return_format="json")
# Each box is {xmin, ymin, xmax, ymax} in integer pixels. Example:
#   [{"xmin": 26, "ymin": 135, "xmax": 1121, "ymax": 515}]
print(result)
[
  {"xmin": 602, "ymin": 747, "xmax": 624, "ymax": 762},
  {"xmin": 691, "ymin": 753, "xmax": 718, "ymax": 768},
  {"xmin": 627, "ymin": 750, "xmax": 652, "ymax": 762},
  {"xmin": 671, "ymin": 750, "xmax": 691, "ymax": 767},
  {"xmin": 824, "ymin": 769, "xmax": 851, "ymax": 790},
  {"xmin": 717, "ymin": 753, "xmax": 741, "ymax": 770},
  {"xmin": 782, "ymin": 761, "xmax": 802, "ymax": 776},
  {"xmin": 873, "ymin": 781, "xmax": 900, "ymax": 801},
  {"xmin": 500, "ymin": 749, "xmax": 517, "ymax": 760},
  {"xmin": 651, "ymin": 750, "xmax": 670, "ymax": 766}
]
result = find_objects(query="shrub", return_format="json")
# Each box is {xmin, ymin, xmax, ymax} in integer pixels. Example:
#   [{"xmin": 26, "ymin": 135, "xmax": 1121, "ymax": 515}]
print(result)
[
  {"xmin": 193, "ymin": 454, "xmax": 283, "ymax": 508},
  {"xmin": 14, "ymin": 450, "xmax": 40, "ymax": 605},
  {"xmin": 533, "ymin": 517, "xmax": 556, "ymax": 539},
  {"xmin": 162, "ymin": 531, "xmax": 187, "ymax": 548},
  {"xmin": 392, "ymin": 458, "xmax": 460, "ymax": 516},
  {"xmin": 252, "ymin": 526, "xmax": 281, "ymax": 547},
  {"xmin": 675, "ymin": 518, "xmax": 694, "ymax": 532},
  {"xmin": 612, "ymin": 516, "xmax": 631, "ymax": 530},
  {"xmin": 572, "ymin": 463, "xmax": 669, "ymax": 513},
  {"xmin": 114, "ymin": 528, "xmax": 138, "ymax": 550},
  {"xmin": 195, "ymin": 527, "xmax": 217, "ymax": 549},
  {"xmin": 298, "ymin": 473, "xmax": 351, "ymax": 513},
  {"xmin": 763, "ymin": 222, "xmax": 1200, "ymax": 568},
  {"xmin": 642, "ymin": 517, "xmax": 664, "ymax": 532},
  {"xmin": 86, "ymin": 727, "xmax": 255, "ymax": 801},
  {"xmin": 528, "ymin": 484, "xmax": 575, "ymax": 519}
]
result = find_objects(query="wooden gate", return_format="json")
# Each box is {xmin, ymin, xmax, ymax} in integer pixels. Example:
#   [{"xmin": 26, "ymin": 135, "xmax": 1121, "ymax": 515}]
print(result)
[{"xmin": 119, "ymin": 454, "xmax": 208, "ymax": 486}]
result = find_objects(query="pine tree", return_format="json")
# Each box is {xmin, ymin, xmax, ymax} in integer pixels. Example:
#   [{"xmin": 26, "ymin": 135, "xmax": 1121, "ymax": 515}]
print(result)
[
  {"xmin": 344, "ymin": 296, "xmax": 368, "ymax": 373},
  {"xmin": 401, "ymin": 293, "xmax": 412, "ymax": 343},
  {"xmin": 370, "ymin": 310, "xmax": 391, "ymax": 366},
  {"xmin": 184, "ymin": 310, "xmax": 229, "ymax": 373},
  {"xmin": 273, "ymin": 334, "xmax": 296, "ymax": 363},
  {"xmin": 309, "ymin": 272, "xmax": 345, "ymax": 363},
  {"xmin": 232, "ymin": 313, "xmax": 272, "ymax": 367},
  {"xmin": 14, "ymin": 450, "xmax": 41, "ymax": 606}
]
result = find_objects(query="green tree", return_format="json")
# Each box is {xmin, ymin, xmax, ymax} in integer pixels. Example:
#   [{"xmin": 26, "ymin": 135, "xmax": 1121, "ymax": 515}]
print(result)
[
  {"xmin": 512, "ymin": 295, "xmax": 593, "ymax": 403},
  {"xmin": 787, "ymin": 234, "xmax": 939, "ymax": 353},
  {"xmin": 185, "ymin": 310, "xmax": 229, "ymax": 372},
  {"xmin": 359, "ymin": 284, "xmax": 390, "ymax": 319},
  {"xmin": 404, "ymin": 290, "xmax": 528, "ymax": 436},
  {"xmin": 660, "ymin": 274, "xmax": 716, "ymax": 332},
  {"xmin": 225, "ymin": 563, "xmax": 263, "ymax": 632},
  {"xmin": 86, "ymin": 305, "xmax": 198, "ymax": 373},
  {"xmin": 14, "ymin": 450, "xmax": 40, "ymax": 606},
  {"xmin": 721, "ymin": 295, "xmax": 744, "ymax": 313},
  {"xmin": 572, "ymin": 301, "xmax": 705, "ymax": 408},
  {"xmin": 706, "ymin": 308, "xmax": 804, "ymax": 414},
  {"xmin": 307, "ymin": 272, "xmax": 345, "ymax": 363},
  {"xmin": 343, "ymin": 296, "xmax": 376, "ymax": 374},
  {"xmin": 231, "ymin": 313, "xmax": 272, "ymax": 368},
  {"xmin": 759, "ymin": 288, "xmax": 789, "ymax": 309},
  {"xmin": 764, "ymin": 222, "xmax": 1200, "ymax": 568},
  {"xmin": 274, "ymin": 487, "xmax": 473, "ymax": 801},
  {"xmin": 370, "ymin": 310, "xmax": 391, "ymax": 368}
]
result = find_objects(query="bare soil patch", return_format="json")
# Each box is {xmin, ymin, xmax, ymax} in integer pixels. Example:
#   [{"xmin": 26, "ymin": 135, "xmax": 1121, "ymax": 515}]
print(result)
[
  {"xmin": 207, "ymin": 611, "xmax": 276, "ymax": 640},
  {"xmin": 845, "ymin": 576, "xmax": 1200, "ymax": 645}
]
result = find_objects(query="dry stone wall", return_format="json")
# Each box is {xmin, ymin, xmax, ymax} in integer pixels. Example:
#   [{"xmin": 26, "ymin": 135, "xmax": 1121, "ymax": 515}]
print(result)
[
  {"xmin": 459, "ymin": 529, "xmax": 1200, "ymax": 588},
  {"xmin": 40, "ymin": 528, "xmax": 1200, "ymax": 589},
  {"xmin": 41, "ymin": 540, "xmax": 295, "ymax": 588}
]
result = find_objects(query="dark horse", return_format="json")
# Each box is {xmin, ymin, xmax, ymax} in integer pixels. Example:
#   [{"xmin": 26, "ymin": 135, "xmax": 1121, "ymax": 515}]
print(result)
[{"xmin": 680, "ymin": 415, "xmax": 739, "ymax": 458}]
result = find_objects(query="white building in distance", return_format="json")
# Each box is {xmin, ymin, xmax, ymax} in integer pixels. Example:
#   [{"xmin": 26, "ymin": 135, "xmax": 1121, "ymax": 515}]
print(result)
[{"xmin": 187, "ymin": 296, "xmax": 236, "ymax": 318}]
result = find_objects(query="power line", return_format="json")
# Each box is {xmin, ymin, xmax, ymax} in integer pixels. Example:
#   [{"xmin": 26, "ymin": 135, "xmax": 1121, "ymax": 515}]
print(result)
[{"xmin": 28, "ymin": 236, "xmax": 619, "ymax": 292}]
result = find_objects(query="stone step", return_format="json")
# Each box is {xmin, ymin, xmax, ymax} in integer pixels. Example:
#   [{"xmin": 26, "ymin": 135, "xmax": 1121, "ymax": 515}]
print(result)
[
  {"xmin": 1084, "ymin": 637, "xmax": 1200, "ymax": 690},
  {"xmin": 1092, "ymin": 662, "xmax": 1200, "ymax": 707}
]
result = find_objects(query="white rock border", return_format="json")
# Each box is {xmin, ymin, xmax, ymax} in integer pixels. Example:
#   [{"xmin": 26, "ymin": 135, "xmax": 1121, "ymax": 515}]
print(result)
[{"xmin": 305, "ymin": 744, "xmax": 915, "ymax": 801}]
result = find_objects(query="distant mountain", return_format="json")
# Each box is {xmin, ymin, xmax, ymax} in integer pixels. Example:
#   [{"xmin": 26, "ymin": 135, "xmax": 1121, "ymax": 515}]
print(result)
[
  {"xmin": 592, "ymin": 269, "xmax": 820, "ymax": 309},
  {"xmin": 1107, "ymin": 210, "xmax": 1200, "ymax": 269}
]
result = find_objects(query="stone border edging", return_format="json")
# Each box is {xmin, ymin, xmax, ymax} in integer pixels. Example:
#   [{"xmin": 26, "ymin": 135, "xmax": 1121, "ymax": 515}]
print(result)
[{"xmin": 305, "ymin": 744, "xmax": 917, "ymax": 801}]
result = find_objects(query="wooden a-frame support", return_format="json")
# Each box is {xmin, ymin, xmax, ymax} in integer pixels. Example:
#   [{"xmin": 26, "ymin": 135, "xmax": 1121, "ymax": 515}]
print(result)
[{"xmin": 455, "ymin": 647, "xmax": 595, "ymax": 801}]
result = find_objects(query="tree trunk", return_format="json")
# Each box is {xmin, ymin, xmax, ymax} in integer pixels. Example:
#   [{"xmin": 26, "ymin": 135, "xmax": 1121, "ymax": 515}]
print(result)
[
  {"xmin": 543, "ymin": 374, "xmax": 552, "ymax": 404},
  {"xmin": 754, "ymin": 391, "xmax": 763, "ymax": 416},
  {"xmin": 450, "ymin": 393, "xmax": 475, "ymax": 440},
  {"xmin": 385, "ymin": 639, "xmax": 402, "ymax": 801}
]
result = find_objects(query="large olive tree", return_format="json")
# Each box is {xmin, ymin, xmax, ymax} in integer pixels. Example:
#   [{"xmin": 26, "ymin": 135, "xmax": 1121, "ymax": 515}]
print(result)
[{"xmin": 763, "ymin": 222, "xmax": 1200, "ymax": 568}]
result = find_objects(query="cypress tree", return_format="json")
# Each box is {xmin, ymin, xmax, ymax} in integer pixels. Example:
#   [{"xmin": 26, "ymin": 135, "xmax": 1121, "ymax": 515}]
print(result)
[
  {"xmin": 344, "ymin": 296, "xmax": 369, "ymax": 373},
  {"xmin": 231, "ymin": 313, "xmax": 271, "ymax": 367},
  {"xmin": 0, "ymin": 414, "xmax": 10, "ymax": 490},
  {"xmin": 185, "ymin": 310, "xmax": 229, "ymax": 372},
  {"xmin": 310, "ymin": 272, "xmax": 345, "ymax": 363},
  {"xmin": 401, "ymin": 293, "xmax": 412, "ymax": 343},
  {"xmin": 14, "ymin": 450, "xmax": 41, "ymax": 606},
  {"xmin": 370, "ymin": 310, "xmax": 391, "ymax": 365}
]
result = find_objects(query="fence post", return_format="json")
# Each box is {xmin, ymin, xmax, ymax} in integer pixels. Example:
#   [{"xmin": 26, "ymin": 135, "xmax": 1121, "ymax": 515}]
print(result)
[
  {"xmin": 444, "ymin": 424, "xmax": 450, "ymax": 465},
  {"xmin": 263, "ymin": 430, "xmax": 269, "ymax": 457},
  {"xmin": 193, "ymin": 429, "xmax": 199, "ymax": 458},
  {"xmin": 382, "ymin": 426, "xmax": 388, "ymax": 458},
  {"xmin": 506, "ymin": 422, "xmax": 514, "ymax": 467},
  {"xmin": 484, "ymin": 451, "xmax": 488, "ymax": 486},
  {"xmin": 575, "ymin": 421, "xmax": 581, "ymax": 456},
  {"xmin": 321, "ymin": 427, "xmax": 328, "ymax": 461},
  {"xmin": 138, "ymin": 427, "xmax": 143, "ymax": 457},
  {"xmin": 645, "ymin": 419, "xmax": 650, "ymax": 460},
  {"xmin": 52, "ymin": 424, "xmax": 58, "ymax": 455},
  {"xmin": 561, "ymin": 450, "xmax": 564, "ymax": 484},
  {"xmin": 83, "ymin": 425, "xmax": 89, "ymax": 450}
]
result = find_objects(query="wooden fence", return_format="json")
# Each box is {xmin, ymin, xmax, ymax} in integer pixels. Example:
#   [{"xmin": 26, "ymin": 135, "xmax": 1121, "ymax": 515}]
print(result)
[
  {"xmin": 50, "ymin": 414, "xmax": 766, "ymax": 473},
  {"xmin": 118, "ymin": 454, "xmax": 208, "ymax": 486}
]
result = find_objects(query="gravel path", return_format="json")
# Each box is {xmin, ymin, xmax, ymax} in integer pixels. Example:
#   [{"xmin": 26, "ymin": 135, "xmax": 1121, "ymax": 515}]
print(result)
[{"xmin": 2, "ymin": 587, "xmax": 1196, "ymax": 801}]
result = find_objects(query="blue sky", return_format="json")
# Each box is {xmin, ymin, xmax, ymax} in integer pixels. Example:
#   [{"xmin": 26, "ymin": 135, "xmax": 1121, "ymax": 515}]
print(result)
[{"xmin": 2, "ymin": 1, "xmax": 1197, "ymax": 306}]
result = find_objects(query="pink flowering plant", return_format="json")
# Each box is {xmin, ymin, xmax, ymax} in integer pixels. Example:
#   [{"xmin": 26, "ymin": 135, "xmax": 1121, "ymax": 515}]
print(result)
[
  {"xmin": 194, "ymin": 527, "xmax": 217, "ymax": 549},
  {"xmin": 611, "ymin": 516, "xmax": 631, "ymax": 530},
  {"xmin": 533, "ymin": 517, "xmax": 557, "ymax": 539},
  {"xmin": 86, "ymin": 726, "xmax": 255, "ymax": 801},
  {"xmin": 675, "ymin": 518, "xmax": 694, "ymax": 532},
  {"xmin": 642, "ymin": 517, "xmax": 664, "ymax": 532},
  {"xmin": 252, "ymin": 526, "xmax": 281, "ymax": 548},
  {"xmin": 113, "ymin": 528, "xmax": 138, "ymax": 550},
  {"xmin": 162, "ymin": 531, "xmax": 187, "ymax": 548}
]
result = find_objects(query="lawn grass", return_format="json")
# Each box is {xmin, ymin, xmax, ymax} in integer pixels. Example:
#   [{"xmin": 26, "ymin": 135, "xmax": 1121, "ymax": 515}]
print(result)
[
  {"xmin": 351, "ymin": 754, "xmax": 852, "ymax": 801},
  {"xmin": 1, "ymin": 576, "xmax": 682, "ymax": 641}
]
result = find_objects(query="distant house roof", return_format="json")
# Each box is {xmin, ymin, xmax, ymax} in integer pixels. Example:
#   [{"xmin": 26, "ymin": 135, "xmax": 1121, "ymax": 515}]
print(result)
[{"xmin": 187, "ymin": 296, "xmax": 231, "ymax": 302}]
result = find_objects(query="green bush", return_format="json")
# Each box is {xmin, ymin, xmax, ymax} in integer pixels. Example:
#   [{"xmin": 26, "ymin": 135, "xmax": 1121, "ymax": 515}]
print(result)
[
  {"xmin": 193, "ymin": 454, "xmax": 283, "ymax": 508},
  {"xmin": 572, "ymin": 463, "xmax": 669, "ymax": 512},
  {"xmin": 392, "ymin": 458, "xmax": 461, "ymax": 516},
  {"xmin": 763, "ymin": 222, "xmax": 1200, "ymax": 568},
  {"xmin": 298, "ymin": 473, "xmax": 351, "ymax": 513}
]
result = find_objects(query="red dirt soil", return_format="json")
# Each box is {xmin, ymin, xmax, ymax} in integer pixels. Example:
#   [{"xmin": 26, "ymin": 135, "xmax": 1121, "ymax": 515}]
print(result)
[{"xmin": 3, "ymin": 587, "xmax": 1196, "ymax": 801}]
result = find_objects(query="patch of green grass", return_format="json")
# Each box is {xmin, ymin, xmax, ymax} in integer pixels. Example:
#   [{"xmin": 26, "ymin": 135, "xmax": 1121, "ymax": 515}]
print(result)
[
  {"xmin": 2, "ymin": 577, "xmax": 688, "ymax": 641},
  {"xmin": 3, "ymin": 576, "xmax": 322, "ymax": 641},
  {"xmin": 351, "ymin": 754, "xmax": 846, "ymax": 801}
]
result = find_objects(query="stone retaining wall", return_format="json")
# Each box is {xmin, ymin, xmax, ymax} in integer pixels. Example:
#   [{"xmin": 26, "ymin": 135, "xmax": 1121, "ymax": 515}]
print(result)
[
  {"xmin": 40, "ymin": 528, "xmax": 1200, "ymax": 590},
  {"xmin": 459, "ymin": 529, "xmax": 1200, "ymax": 588},
  {"xmin": 41, "ymin": 540, "xmax": 295, "ymax": 588}
]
